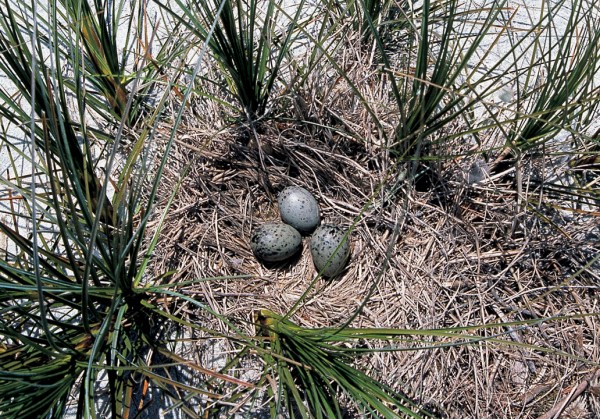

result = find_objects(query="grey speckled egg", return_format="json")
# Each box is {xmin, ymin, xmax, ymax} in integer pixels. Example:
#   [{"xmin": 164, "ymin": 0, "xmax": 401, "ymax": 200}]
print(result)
[
  {"xmin": 278, "ymin": 186, "xmax": 320, "ymax": 234},
  {"xmin": 250, "ymin": 223, "xmax": 302, "ymax": 262},
  {"xmin": 310, "ymin": 225, "xmax": 350, "ymax": 277}
]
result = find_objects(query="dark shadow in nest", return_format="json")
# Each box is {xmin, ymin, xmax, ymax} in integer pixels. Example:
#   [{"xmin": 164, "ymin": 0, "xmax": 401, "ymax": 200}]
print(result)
[
  {"xmin": 255, "ymin": 243, "xmax": 305, "ymax": 271},
  {"xmin": 333, "ymin": 136, "xmax": 369, "ymax": 157},
  {"xmin": 407, "ymin": 162, "xmax": 459, "ymax": 216},
  {"xmin": 414, "ymin": 163, "xmax": 442, "ymax": 193},
  {"xmin": 215, "ymin": 143, "xmax": 259, "ymax": 171}
]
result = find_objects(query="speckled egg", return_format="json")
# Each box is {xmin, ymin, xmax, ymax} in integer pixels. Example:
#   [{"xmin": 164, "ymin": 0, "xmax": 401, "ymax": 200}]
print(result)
[
  {"xmin": 250, "ymin": 223, "xmax": 302, "ymax": 262},
  {"xmin": 310, "ymin": 225, "xmax": 350, "ymax": 277},
  {"xmin": 278, "ymin": 186, "xmax": 320, "ymax": 234}
]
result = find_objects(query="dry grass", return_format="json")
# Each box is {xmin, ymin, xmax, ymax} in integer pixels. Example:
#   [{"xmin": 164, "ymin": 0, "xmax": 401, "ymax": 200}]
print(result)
[{"xmin": 147, "ymin": 40, "xmax": 600, "ymax": 418}]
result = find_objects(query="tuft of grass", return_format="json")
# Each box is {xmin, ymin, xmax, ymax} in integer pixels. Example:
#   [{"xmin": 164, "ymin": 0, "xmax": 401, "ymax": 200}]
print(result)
[
  {"xmin": 158, "ymin": 0, "xmax": 306, "ymax": 121},
  {"xmin": 255, "ymin": 309, "xmax": 430, "ymax": 418},
  {"xmin": 62, "ymin": 0, "xmax": 135, "ymax": 124},
  {"xmin": 505, "ymin": 0, "xmax": 600, "ymax": 151},
  {"xmin": 0, "ymin": 1, "xmax": 225, "ymax": 416},
  {"xmin": 380, "ymin": 0, "xmax": 507, "ymax": 159}
]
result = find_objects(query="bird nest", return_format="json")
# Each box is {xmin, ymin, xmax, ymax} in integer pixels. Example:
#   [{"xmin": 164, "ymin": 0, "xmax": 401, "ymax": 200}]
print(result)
[{"xmin": 148, "ymin": 109, "xmax": 599, "ymax": 417}]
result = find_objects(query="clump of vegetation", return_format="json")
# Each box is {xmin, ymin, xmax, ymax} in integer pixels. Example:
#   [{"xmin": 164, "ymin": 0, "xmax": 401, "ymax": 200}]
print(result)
[{"xmin": 1, "ymin": 0, "xmax": 598, "ymax": 417}]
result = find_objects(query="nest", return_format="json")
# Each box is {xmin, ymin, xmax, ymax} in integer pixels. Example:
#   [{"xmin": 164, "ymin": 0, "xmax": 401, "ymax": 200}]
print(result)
[{"xmin": 147, "ymin": 109, "xmax": 599, "ymax": 417}]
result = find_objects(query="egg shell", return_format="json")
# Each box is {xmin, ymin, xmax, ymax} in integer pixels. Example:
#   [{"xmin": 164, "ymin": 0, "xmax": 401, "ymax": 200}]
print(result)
[
  {"xmin": 310, "ymin": 225, "xmax": 350, "ymax": 278},
  {"xmin": 250, "ymin": 223, "xmax": 302, "ymax": 262},
  {"xmin": 278, "ymin": 186, "xmax": 320, "ymax": 234}
]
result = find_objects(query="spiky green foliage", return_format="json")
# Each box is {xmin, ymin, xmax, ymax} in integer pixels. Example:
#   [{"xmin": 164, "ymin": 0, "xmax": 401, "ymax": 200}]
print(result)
[
  {"xmin": 505, "ymin": 0, "xmax": 600, "ymax": 151},
  {"xmin": 58, "ymin": 0, "xmax": 165, "ymax": 125},
  {"xmin": 350, "ymin": 0, "xmax": 600, "ymax": 207},
  {"xmin": 0, "ymin": 1, "xmax": 113, "ymax": 226},
  {"xmin": 255, "ymin": 309, "xmax": 429, "ymax": 418},
  {"xmin": 378, "ymin": 0, "xmax": 506, "ymax": 158},
  {"xmin": 0, "ymin": 1, "xmax": 211, "ymax": 416},
  {"xmin": 62, "ymin": 0, "xmax": 133, "ymax": 123},
  {"xmin": 159, "ymin": 0, "xmax": 306, "ymax": 120}
]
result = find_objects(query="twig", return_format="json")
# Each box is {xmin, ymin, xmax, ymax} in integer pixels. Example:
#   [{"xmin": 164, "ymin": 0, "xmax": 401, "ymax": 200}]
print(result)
[{"xmin": 538, "ymin": 369, "xmax": 600, "ymax": 419}]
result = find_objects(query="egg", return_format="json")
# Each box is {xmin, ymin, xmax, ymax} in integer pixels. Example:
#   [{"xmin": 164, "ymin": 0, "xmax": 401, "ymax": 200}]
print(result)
[
  {"xmin": 250, "ymin": 223, "xmax": 302, "ymax": 262},
  {"xmin": 310, "ymin": 225, "xmax": 350, "ymax": 277},
  {"xmin": 278, "ymin": 186, "xmax": 320, "ymax": 234}
]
